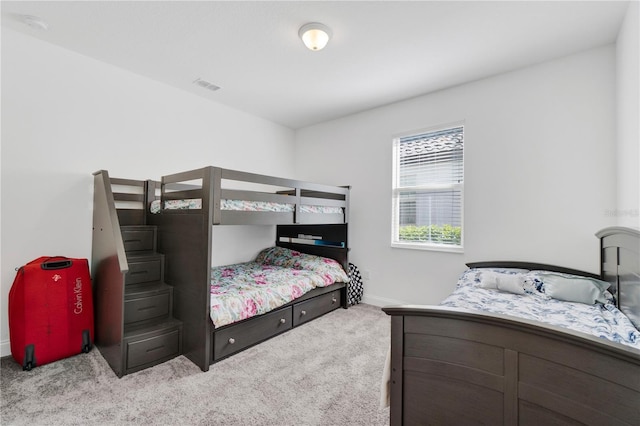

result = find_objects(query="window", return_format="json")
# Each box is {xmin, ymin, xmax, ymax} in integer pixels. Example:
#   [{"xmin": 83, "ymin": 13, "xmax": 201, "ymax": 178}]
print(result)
[{"xmin": 392, "ymin": 125, "xmax": 464, "ymax": 251}]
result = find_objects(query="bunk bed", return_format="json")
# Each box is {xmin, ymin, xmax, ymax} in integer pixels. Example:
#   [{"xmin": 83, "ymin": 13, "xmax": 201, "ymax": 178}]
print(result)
[
  {"xmin": 92, "ymin": 166, "xmax": 350, "ymax": 375},
  {"xmin": 382, "ymin": 227, "xmax": 640, "ymax": 425}
]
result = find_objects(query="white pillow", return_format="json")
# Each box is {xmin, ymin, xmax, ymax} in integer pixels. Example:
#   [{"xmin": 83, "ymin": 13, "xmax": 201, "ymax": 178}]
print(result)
[
  {"xmin": 496, "ymin": 274, "xmax": 526, "ymax": 295},
  {"xmin": 537, "ymin": 272, "xmax": 610, "ymax": 304},
  {"xmin": 478, "ymin": 271, "xmax": 501, "ymax": 289},
  {"xmin": 478, "ymin": 270, "xmax": 526, "ymax": 294}
]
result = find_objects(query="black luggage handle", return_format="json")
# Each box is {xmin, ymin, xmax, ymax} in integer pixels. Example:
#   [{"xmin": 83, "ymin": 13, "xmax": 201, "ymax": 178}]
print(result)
[{"xmin": 41, "ymin": 258, "xmax": 72, "ymax": 270}]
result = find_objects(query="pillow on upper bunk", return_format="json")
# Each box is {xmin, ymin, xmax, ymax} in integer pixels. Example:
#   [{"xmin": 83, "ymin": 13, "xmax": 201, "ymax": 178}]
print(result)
[
  {"xmin": 150, "ymin": 199, "xmax": 161, "ymax": 214},
  {"xmin": 255, "ymin": 246, "xmax": 350, "ymax": 285},
  {"xmin": 533, "ymin": 271, "xmax": 611, "ymax": 305}
]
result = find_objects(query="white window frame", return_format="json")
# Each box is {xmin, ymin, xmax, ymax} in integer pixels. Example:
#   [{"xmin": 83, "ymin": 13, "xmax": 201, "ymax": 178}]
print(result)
[{"xmin": 391, "ymin": 123, "xmax": 464, "ymax": 253}]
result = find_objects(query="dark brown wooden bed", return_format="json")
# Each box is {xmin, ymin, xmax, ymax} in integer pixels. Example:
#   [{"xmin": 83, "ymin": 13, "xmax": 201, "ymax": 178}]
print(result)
[
  {"xmin": 92, "ymin": 167, "xmax": 349, "ymax": 376},
  {"xmin": 383, "ymin": 227, "xmax": 640, "ymax": 425}
]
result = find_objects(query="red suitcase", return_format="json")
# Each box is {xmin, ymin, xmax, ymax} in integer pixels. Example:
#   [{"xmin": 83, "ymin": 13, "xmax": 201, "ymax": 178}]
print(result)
[{"xmin": 9, "ymin": 256, "xmax": 94, "ymax": 370}]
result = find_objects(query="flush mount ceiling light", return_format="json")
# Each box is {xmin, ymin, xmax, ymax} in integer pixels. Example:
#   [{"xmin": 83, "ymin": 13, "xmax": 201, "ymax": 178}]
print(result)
[{"xmin": 298, "ymin": 22, "xmax": 332, "ymax": 51}]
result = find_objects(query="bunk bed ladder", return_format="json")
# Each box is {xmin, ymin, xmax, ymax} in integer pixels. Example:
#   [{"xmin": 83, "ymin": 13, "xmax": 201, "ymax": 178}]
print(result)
[{"xmin": 92, "ymin": 170, "xmax": 182, "ymax": 377}]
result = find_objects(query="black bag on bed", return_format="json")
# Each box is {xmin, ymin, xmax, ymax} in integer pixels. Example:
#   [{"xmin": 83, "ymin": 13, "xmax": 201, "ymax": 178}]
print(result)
[{"xmin": 348, "ymin": 263, "xmax": 364, "ymax": 305}]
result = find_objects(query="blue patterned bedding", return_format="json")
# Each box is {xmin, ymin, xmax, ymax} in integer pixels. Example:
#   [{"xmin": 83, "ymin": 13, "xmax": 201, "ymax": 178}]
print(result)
[{"xmin": 440, "ymin": 268, "xmax": 640, "ymax": 349}]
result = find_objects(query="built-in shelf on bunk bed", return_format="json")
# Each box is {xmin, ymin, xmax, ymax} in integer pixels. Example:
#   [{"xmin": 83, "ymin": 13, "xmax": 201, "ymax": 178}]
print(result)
[{"xmin": 92, "ymin": 166, "xmax": 350, "ymax": 376}]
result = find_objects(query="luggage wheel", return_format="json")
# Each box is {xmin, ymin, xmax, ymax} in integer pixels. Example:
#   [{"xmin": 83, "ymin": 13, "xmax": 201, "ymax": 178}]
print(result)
[
  {"xmin": 82, "ymin": 330, "xmax": 92, "ymax": 353},
  {"xmin": 22, "ymin": 344, "xmax": 35, "ymax": 371}
]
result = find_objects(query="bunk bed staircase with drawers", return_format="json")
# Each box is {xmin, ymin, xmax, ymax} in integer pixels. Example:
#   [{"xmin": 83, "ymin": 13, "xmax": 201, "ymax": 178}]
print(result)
[{"xmin": 92, "ymin": 171, "xmax": 183, "ymax": 377}]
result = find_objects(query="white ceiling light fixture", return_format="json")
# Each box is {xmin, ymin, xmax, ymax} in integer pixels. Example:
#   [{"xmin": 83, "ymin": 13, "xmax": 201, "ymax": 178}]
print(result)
[{"xmin": 298, "ymin": 22, "xmax": 332, "ymax": 51}]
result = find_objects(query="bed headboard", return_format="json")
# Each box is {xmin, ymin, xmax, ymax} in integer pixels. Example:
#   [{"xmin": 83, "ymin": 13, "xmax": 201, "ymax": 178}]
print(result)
[
  {"xmin": 597, "ymin": 227, "xmax": 640, "ymax": 329},
  {"xmin": 465, "ymin": 261, "xmax": 601, "ymax": 279}
]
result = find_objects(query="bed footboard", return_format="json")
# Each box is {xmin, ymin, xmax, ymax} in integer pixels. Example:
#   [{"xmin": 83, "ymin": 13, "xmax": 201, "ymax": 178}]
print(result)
[{"xmin": 383, "ymin": 306, "xmax": 640, "ymax": 426}]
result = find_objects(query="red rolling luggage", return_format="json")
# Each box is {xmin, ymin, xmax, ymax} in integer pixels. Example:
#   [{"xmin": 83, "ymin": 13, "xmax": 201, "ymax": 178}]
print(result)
[{"xmin": 9, "ymin": 256, "xmax": 94, "ymax": 370}]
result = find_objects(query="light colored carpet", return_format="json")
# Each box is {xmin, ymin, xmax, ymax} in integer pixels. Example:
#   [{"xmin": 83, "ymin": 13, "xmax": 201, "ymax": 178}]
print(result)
[{"xmin": 1, "ymin": 304, "xmax": 390, "ymax": 425}]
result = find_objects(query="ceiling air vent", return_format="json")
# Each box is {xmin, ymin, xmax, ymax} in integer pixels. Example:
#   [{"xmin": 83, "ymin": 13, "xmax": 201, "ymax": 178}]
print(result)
[{"xmin": 193, "ymin": 78, "xmax": 221, "ymax": 92}]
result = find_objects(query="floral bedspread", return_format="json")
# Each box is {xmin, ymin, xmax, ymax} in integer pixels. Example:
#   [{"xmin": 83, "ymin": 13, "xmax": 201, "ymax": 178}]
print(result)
[
  {"xmin": 150, "ymin": 198, "xmax": 342, "ymax": 214},
  {"xmin": 210, "ymin": 247, "xmax": 349, "ymax": 328},
  {"xmin": 440, "ymin": 268, "xmax": 640, "ymax": 349}
]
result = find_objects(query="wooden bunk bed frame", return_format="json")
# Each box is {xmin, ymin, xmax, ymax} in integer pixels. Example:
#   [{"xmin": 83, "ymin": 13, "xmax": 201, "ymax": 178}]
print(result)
[
  {"xmin": 383, "ymin": 227, "xmax": 640, "ymax": 425},
  {"xmin": 92, "ymin": 167, "xmax": 349, "ymax": 377},
  {"xmin": 94, "ymin": 166, "xmax": 350, "ymax": 374}
]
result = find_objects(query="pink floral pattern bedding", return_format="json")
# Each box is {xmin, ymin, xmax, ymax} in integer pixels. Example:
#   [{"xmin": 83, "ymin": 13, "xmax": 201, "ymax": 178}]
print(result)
[
  {"xmin": 150, "ymin": 199, "xmax": 342, "ymax": 214},
  {"xmin": 210, "ymin": 247, "xmax": 349, "ymax": 328}
]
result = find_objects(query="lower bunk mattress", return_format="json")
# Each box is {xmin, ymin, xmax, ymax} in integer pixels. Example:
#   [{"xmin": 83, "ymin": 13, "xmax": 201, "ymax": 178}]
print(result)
[{"xmin": 210, "ymin": 246, "xmax": 349, "ymax": 328}]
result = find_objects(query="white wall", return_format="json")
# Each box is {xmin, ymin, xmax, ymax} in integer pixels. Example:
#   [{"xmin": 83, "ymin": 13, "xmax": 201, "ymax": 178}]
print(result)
[
  {"xmin": 616, "ymin": 1, "xmax": 640, "ymax": 229},
  {"xmin": 3, "ymin": 14, "xmax": 633, "ymax": 357},
  {"xmin": 0, "ymin": 29, "xmax": 296, "ymax": 356},
  {"xmin": 295, "ymin": 46, "xmax": 617, "ymax": 307}
]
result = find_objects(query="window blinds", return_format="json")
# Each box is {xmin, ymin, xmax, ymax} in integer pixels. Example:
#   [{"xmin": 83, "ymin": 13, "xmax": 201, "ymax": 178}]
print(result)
[{"xmin": 393, "ymin": 126, "xmax": 464, "ymax": 247}]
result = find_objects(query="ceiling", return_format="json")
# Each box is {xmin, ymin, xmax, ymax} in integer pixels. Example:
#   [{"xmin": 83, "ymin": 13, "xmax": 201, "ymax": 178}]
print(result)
[{"xmin": 1, "ymin": 1, "xmax": 630, "ymax": 129}]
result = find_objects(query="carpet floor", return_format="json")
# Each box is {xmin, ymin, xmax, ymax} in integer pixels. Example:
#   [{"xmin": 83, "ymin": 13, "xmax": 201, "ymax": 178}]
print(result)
[{"xmin": 1, "ymin": 303, "xmax": 390, "ymax": 426}]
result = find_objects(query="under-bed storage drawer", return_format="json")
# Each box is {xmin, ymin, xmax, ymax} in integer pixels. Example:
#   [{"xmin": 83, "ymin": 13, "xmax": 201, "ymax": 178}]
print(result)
[
  {"xmin": 214, "ymin": 307, "xmax": 292, "ymax": 361},
  {"xmin": 293, "ymin": 290, "xmax": 342, "ymax": 327}
]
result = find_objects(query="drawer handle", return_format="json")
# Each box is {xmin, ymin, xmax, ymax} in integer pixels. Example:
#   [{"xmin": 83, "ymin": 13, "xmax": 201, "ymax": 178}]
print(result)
[
  {"xmin": 280, "ymin": 318, "xmax": 286, "ymax": 324},
  {"xmin": 138, "ymin": 305, "xmax": 157, "ymax": 312},
  {"xmin": 146, "ymin": 345, "xmax": 165, "ymax": 353},
  {"xmin": 130, "ymin": 270, "xmax": 148, "ymax": 275},
  {"xmin": 300, "ymin": 310, "xmax": 307, "ymax": 316},
  {"xmin": 331, "ymin": 297, "xmax": 337, "ymax": 304},
  {"xmin": 228, "ymin": 338, "xmax": 235, "ymax": 345}
]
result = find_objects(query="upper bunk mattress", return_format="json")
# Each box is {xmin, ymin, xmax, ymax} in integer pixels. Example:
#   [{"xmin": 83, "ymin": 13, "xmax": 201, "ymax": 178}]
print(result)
[
  {"xmin": 440, "ymin": 268, "xmax": 640, "ymax": 349},
  {"xmin": 150, "ymin": 199, "xmax": 342, "ymax": 214},
  {"xmin": 210, "ymin": 247, "xmax": 349, "ymax": 328}
]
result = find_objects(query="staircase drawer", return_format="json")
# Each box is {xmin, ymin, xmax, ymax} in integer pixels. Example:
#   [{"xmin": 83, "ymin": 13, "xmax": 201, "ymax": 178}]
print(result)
[
  {"xmin": 122, "ymin": 228, "xmax": 155, "ymax": 252},
  {"xmin": 127, "ymin": 328, "xmax": 180, "ymax": 370},
  {"xmin": 293, "ymin": 290, "xmax": 341, "ymax": 327},
  {"xmin": 213, "ymin": 307, "xmax": 292, "ymax": 361},
  {"xmin": 126, "ymin": 259, "xmax": 162, "ymax": 285},
  {"xmin": 124, "ymin": 293, "xmax": 170, "ymax": 324}
]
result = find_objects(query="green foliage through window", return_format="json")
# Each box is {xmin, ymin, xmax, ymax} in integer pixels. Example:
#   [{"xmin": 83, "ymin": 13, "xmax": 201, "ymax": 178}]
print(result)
[{"xmin": 398, "ymin": 224, "xmax": 461, "ymax": 245}]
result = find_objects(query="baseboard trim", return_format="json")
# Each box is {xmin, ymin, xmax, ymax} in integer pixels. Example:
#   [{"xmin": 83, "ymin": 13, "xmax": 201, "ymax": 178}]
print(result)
[
  {"xmin": 361, "ymin": 294, "xmax": 405, "ymax": 308},
  {"xmin": 1, "ymin": 339, "xmax": 11, "ymax": 358}
]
